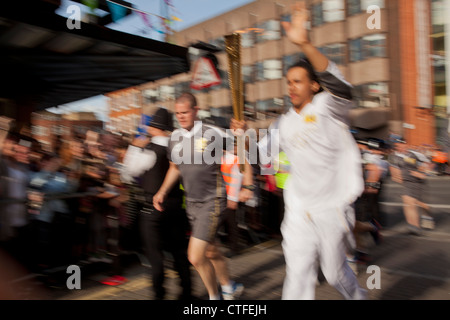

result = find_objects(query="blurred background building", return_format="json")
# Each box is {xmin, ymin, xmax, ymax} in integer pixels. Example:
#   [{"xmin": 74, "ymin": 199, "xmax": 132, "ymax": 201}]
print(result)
[
  {"xmin": 105, "ymin": 0, "xmax": 448, "ymax": 150},
  {"xmin": 431, "ymin": 0, "xmax": 450, "ymax": 149},
  {"xmin": 0, "ymin": 0, "xmax": 190, "ymax": 140},
  {"xmin": 31, "ymin": 110, "xmax": 103, "ymax": 151},
  {"xmin": 0, "ymin": 0, "xmax": 448, "ymax": 151}
]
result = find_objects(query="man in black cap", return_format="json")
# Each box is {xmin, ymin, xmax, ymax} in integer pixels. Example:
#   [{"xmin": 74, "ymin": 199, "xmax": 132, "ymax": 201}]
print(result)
[{"xmin": 122, "ymin": 107, "xmax": 192, "ymax": 300}]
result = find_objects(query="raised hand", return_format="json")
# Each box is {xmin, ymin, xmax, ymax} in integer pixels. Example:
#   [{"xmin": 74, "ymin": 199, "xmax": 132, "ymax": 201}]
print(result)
[{"xmin": 281, "ymin": 1, "xmax": 310, "ymax": 46}]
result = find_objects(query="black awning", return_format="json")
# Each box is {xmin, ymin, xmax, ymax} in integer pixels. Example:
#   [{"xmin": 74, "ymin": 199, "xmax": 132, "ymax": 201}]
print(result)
[{"xmin": 0, "ymin": 0, "xmax": 190, "ymax": 111}]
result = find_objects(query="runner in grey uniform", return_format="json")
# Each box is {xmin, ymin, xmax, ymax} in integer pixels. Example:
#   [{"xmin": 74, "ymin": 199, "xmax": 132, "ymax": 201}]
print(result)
[
  {"xmin": 168, "ymin": 121, "xmax": 229, "ymax": 242},
  {"xmin": 154, "ymin": 93, "xmax": 252, "ymax": 300}
]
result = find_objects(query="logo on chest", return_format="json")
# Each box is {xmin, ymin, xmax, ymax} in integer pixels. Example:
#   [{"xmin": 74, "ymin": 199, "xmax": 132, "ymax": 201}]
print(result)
[
  {"xmin": 284, "ymin": 114, "xmax": 319, "ymax": 150},
  {"xmin": 304, "ymin": 114, "xmax": 317, "ymax": 124},
  {"xmin": 194, "ymin": 137, "xmax": 209, "ymax": 152}
]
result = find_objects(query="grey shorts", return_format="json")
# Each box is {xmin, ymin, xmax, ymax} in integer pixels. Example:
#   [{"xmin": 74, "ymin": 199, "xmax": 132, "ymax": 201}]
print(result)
[
  {"xmin": 404, "ymin": 180, "xmax": 425, "ymax": 201},
  {"xmin": 185, "ymin": 198, "xmax": 226, "ymax": 242}
]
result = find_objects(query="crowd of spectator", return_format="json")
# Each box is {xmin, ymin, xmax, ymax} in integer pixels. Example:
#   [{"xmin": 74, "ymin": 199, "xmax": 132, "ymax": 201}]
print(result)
[
  {"xmin": 0, "ymin": 128, "xmax": 138, "ymax": 278},
  {"xmin": 0, "ymin": 125, "xmax": 284, "ymax": 286},
  {"xmin": 0, "ymin": 124, "xmax": 448, "ymax": 289}
]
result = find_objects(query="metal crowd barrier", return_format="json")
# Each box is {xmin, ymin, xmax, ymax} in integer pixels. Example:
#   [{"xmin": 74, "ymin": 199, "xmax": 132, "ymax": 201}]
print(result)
[{"xmin": 1, "ymin": 190, "xmax": 125, "ymax": 276}]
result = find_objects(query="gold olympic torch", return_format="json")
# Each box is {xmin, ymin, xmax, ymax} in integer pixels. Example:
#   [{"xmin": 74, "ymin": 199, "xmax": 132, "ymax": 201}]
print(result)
[
  {"xmin": 225, "ymin": 33, "xmax": 244, "ymax": 121},
  {"xmin": 225, "ymin": 33, "xmax": 245, "ymax": 171}
]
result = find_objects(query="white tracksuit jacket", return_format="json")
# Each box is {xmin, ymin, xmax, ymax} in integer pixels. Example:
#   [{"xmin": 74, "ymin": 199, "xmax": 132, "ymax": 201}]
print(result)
[{"xmin": 259, "ymin": 61, "xmax": 366, "ymax": 300}]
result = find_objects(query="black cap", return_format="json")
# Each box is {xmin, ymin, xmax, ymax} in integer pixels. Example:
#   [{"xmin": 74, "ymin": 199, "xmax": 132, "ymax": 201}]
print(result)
[{"xmin": 149, "ymin": 108, "xmax": 173, "ymax": 132}]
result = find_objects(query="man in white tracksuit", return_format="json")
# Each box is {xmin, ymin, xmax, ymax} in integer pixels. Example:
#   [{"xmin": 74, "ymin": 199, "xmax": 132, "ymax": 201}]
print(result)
[{"xmin": 232, "ymin": 2, "xmax": 366, "ymax": 300}]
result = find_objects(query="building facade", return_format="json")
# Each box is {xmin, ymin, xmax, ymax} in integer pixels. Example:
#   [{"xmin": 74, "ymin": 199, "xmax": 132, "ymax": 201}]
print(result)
[
  {"xmin": 105, "ymin": 87, "xmax": 143, "ymax": 135},
  {"xmin": 106, "ymin": 0, "xmax": 447, "ymax": 148},
  {"xmin": 431, "ymin": 0, "xmax": 449, "ymax": 151},
  {"xmin": 31, "ymin": 110, "xmax": 103, "ymax": 151}
]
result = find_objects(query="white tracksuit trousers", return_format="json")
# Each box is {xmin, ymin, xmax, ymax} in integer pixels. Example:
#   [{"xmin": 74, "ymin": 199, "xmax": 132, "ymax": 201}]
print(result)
[{"xmin": 281, "ymin": 204, "xmax": 367, "ymax": 300}]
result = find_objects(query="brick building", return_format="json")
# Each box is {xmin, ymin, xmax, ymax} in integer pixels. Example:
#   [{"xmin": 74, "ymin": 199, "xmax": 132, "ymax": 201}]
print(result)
[
  {"xmin": 106, "ymin": 0, "xmax": 447, "ymax": 148},
  {"xmin": 31, "ymin": 110, "xmax": 103, "ymax": 152},
  {"xmin": 105, "ymin": 87, "xmax": 143, "ymax": 135}
]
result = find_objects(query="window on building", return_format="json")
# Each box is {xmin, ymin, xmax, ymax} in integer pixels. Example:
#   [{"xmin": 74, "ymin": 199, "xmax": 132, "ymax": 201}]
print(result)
[
  {"xmin": 143, "ymin": 88, "xmax": 159, "ymax": 104},
  {"xmin": 256, "ymin": 99, "xmax": 271, "ymax": 113},
  {"xmin": 348, "ymin": 0, "xmax": 384, "ymax": 16},
  {"xmin": 256, "ymin": 59, "xmax": 282, "ymax": 81},
  {"xmin": 31, "ymin": 125, "xmax": 49, "ymax": 137},
  {"xmin": 243, "ymin": 65, "xmax": 255, "ymax": 83},
  {"xmin": 255, "ymin": 62, "xmax": 264, "ymax": 81},
  {"xmin": 119, "ymin": 95, "xmax": 129, "ymax": 110},
  {"xmin": 73, "ymin": 126, "xmax": 86, "ymax": 136},
  {"xmin": 361, "ymin": 0, "xmax": 385, "ymax": 10},
  {"xmin": 51, "ymin": 125, "xmax": 64, "ymax": 136},
  {"xmin": 431, "ymin": 0, "xmax": 446, "ymax": 112},
  {"xmin": 320, "ymin": 43, "xmax": 346, "ymax": 65},
  {"xmin": 256, "ymin": 97, "xmax": 284, "ymax": 117},
  {"xmin": 312, "ymin": 3, "xmax": 324, "ymax": 27},
  {"xmin": 119, "ymin": 115, "xmax": 129, "ymax": 133},
  {"xmin": 60, "ymin": 126, "xmax": 70, "ymax": 136},
  {"xmin": 133, "ymin": 92, "xmax": 140, "ymax": 106},
  {"xmin": 240, "ymin": 29, "xmax": 256, "ymax": 48},
  {"xmin": 349, "ymin": 38, "xmax": 363, "ymax": 62},
  {"xmin": 362, "ymin": 33, "xmax": 386, "ymax": 59},
  {"xmin": 174, "ymin": 81, "xmax": 191, "ymax": 97},
  {"xmin": 350, "ymin": 34, "xmax": 386, "ymax": 62},
  {"xmin": 244, "ymin": 102, "xmax": 256, "ymax": 119},
  {"xmin": 208, "ymin": 36, "xmax": 225, "ymax": 51},
  {"xmin": 352, "ymin": 82, "xmax": 389, "ymax": 108},
  {"xmin": 432, "ymin": 0, "xmax": 445, "ymax": 33},
  {"xmin": 280, "ymin": 14, "xmax": 291, "ymax": 37},
  {"xmin": 323, "ymin": 0, "xmax": 345, "ymax": 23},
  {"xmin": 256, "ymin": 20, "xmax": 281, "ymax": 43},
  {"xmin": 219, "ymin": 69, "xmax": 228, "ymax": 89},
  {"xmin": 159, "ymin": 85, "xmax": 175, "ymax": 101},
  {"xmin": 347, "ymin": 0, "xmax": 361, "ymax": 16},
  {"xmin": 111, "ymin": 98, "xmax": 119, "ymax": 112},
  {"xmin": 209, "ymin": 106, "xmax": 233, "ymax": 128}
]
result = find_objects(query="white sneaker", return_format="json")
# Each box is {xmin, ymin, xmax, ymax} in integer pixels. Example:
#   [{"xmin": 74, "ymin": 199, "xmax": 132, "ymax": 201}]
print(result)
[
  {"xmin": 222, "ymin": 281, "xmax": 244, "ymax": 300},
  {"xmin": 420, "ymin": 216, "xmax": 435, "ymax": 230}
]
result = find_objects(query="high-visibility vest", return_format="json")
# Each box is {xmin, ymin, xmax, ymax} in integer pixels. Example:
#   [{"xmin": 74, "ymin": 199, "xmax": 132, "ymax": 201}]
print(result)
[
  {"xmin": 274, "ymin": 151, "xmax": 290, "ymax": 190},
  {"xmin": 432, "ymin": 151, "xmax": 448, "ymax": 164},
  {"xmin": 180, "ymin": 183, "xmax": 186, "ymax": 209},
  {"xmin": 221, "ymin": 153, "xmax": 243, "ymax": 202}
]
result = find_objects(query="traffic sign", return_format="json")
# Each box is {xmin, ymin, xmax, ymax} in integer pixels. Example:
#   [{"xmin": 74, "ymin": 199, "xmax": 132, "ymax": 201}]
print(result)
[{"xmin": 190, "ymin": 57, "xmax": 221, "ymax": 90}]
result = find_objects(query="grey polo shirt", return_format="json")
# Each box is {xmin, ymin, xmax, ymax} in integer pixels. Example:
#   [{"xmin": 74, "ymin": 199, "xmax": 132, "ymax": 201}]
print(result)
[{"xmin": 168, "ymin": 121, "xmax": 231, "ymax": 202}]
